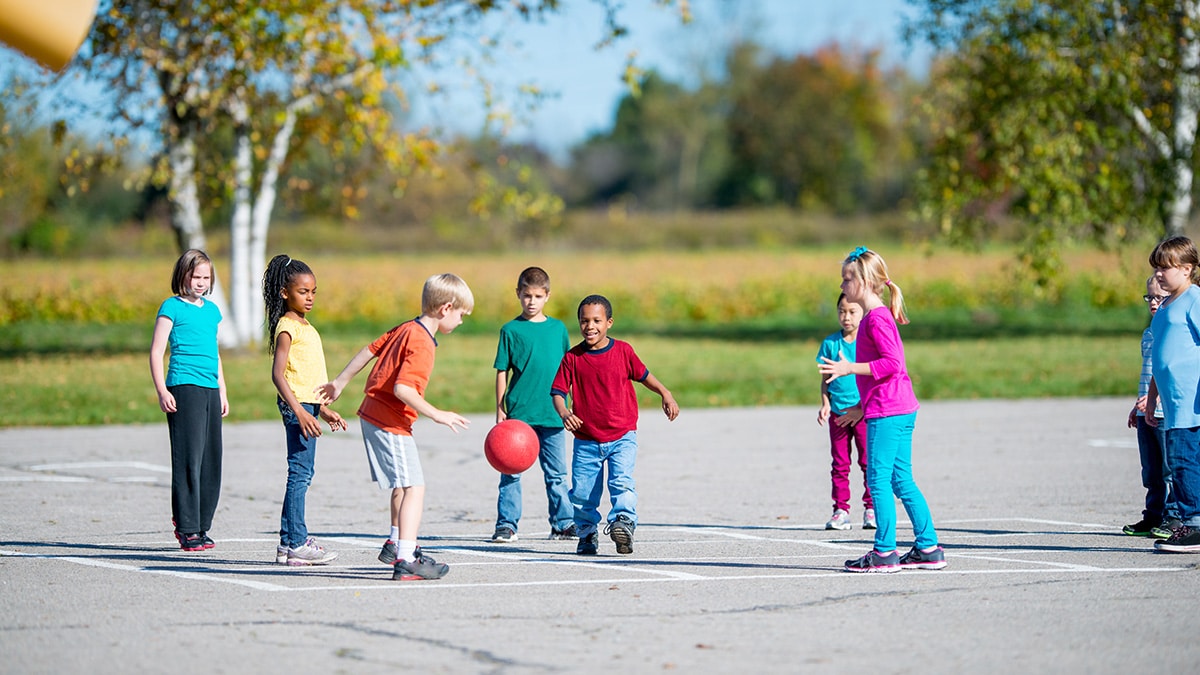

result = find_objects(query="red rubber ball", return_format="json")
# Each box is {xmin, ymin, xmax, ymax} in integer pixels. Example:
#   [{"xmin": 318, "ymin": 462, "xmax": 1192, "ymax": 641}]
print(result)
[{"xmin": 484, "ymin": 419, "xmax": 540, "ymax": 474}]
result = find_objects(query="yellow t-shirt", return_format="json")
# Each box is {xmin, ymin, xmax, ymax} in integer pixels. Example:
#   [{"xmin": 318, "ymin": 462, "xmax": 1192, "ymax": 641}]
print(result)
[{"xmin": 275, "ymin": 315, "xmax": 328, "ymax": 404}]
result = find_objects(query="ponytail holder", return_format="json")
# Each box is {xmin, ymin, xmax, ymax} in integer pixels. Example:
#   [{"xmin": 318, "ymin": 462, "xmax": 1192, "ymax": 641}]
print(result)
[
  {"xmin": 285, "ymin": 257, "xmax": 292, "ymax": 267},
  {"xmin": 884, "ymin": 279, "xmax": 892, "ymax": 286},
  {"xmin": 847, "ymin": 246, "xmax": 869, "ymax": 262}
]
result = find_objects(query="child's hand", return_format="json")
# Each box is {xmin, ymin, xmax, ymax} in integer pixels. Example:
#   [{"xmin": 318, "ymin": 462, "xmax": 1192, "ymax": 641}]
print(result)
[
  {"xmin": 817, "ymin": 402, "xmax": 831, "ymax": 426},
  {"xmin": 298, "ymin": 408, "xmax": 323, "ymax": 439},
  {"xmin": 157, "ymin": 390, "xmax": 177, "ymax": 413},
  {"xmin": 661, "ymin": 393, "xmax": 679, "ymax": 421},
  {"xmin": 314, "ymin": 381, "xmax": 342, "ymax": 404},
  {"xmin": 431, "ymin": 410, "xmax": 470, "ymax": 433},
  {"xmin": 320, "ymin": 407, "xmax": 347, "ymax": 432},
  {"xmin": 835, "ymin": 406, "xmax": 863, "ymax": 427},
  {"xmin": 561, "ymin": 411, "xmax": 582, "ymax": 432},
  {"xmin": 817, "ymin": 355, "xmax": 849, "ymax": 383}
]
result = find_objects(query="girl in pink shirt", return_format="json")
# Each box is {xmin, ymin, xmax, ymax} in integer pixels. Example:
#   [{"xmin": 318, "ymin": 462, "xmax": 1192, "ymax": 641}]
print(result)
[{"xmin": 819, "ymin": 246, "xmax": 945, "ymax": 573}]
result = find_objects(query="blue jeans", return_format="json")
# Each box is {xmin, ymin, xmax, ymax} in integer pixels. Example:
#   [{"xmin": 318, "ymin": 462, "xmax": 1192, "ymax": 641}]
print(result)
[
  {"xmin": 278, "ymin": 400, "xmax": 319, "ymax": 548},
  {"xmin": 1137, "ymin": 416, "xmax": 1179, "ymax": 521},
  {"xmin": 495, "ymin": 426, "xmax": 573, "ymax": 532},
  {"xmin": 1165, "ymin": 426, "xmax": 1200, "ymax": 527},
  {"xmin": 570, "ymin": 431, "xmax": 638, "ymax": 535},
  {"xmin": 866, "ymin": 412, "xmax": 938, "ymax": 553}
]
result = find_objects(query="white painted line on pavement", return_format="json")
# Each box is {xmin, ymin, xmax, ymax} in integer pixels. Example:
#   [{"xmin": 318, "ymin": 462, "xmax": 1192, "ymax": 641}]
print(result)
[
  {"xmin": 26, "ymin": 461, "xmax": 171, "ymax": 473},
  {"xmin": 0, "ymin": 475, "xmax": 92, "ymax": 482},
  {"xmin": 0, "ymin": 549, "xmax": 290, "ymax": 591}
]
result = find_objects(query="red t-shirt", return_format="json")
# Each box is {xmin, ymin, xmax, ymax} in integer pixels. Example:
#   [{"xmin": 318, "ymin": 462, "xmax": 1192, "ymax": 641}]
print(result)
[
  {"xmin": 551, "ymin": 338, "xmax": 648, "ymax": 442},
  {"xmin": 357, "ymin": 319, "xmax": 436, "ymax": 435}
]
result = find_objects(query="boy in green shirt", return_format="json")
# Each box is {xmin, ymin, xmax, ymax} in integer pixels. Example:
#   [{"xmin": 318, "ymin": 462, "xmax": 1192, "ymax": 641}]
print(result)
[{"xmin": 491, "ymin": 267, "xmax": 575, "ymax": 542}]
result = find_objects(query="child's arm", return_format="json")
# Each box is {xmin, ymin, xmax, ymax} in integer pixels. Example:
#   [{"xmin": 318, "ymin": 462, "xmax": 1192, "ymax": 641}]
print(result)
[
  {"xmin": 394, "ymin": 383, "xmax": 470, "ymax": 432},
  {"xmin": 495, "ymin": 370, "xmax": 508, "ymax": 424},
  {"xmin": 1145, "ymin": 378, "xmax": 1160, "ymax": 428},
  {"xmin": 217, "ymin": 355, "xmax": 229, "ymax": 417},
  {"xmin": 553, "ymin": 392, "xmax": 582, "ymax": 432},
  {"xmin": 817, "ymin": 379, "xmax": 831, "ymax": 426},
  {"xmin": 1129, "ymin": 395, "xmax": 1147, "ymax": 428},
  {"xmin": 316, "ymin": 344, "xmax": 375, "ymax": 403},
  {"xmin": 319, "ymin": 406, "xmax": 347, "ymax": 432},
  {"xmin": 817, "ymin": 354, "xmax": 870, "ymax": 383},
  {"xmin": 640, "ymin": 373, "xmax": 679, "ymax": 421},
  {"xmin": 273, "ymin": 331, "xmax": 322, "ymax": 438},
  {"xmin": 149, "ymin": 315, "xmax": 176, "ymax": 413}
]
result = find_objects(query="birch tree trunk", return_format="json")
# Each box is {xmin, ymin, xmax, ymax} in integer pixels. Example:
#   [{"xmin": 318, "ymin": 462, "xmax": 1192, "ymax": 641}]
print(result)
[
  {"xmin": 1168, "ymin": 0, "xmax": 1200, "ymax": 236},
  {"xmin": 228, "ymin": 95, "xmax": 255, "ymax": 347}
]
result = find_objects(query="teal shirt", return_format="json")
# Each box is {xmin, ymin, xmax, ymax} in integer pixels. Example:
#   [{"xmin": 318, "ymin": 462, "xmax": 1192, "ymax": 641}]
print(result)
[
  {"xmin": 815, "ymin": 331, "xmax": 860, "ymax": 415},
  {"xmin": 158, "ymin": 296, "xmax": 222, "ymax": 388},
  {"xmin": 494, "ymin": 315, "xmax": 570, "ymax": 427}
]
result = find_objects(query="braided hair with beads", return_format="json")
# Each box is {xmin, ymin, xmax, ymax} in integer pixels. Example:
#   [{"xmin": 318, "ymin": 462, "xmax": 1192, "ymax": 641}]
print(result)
[{"xmin": 262, "ymin": 254, "xmax": 315, "ymax": 352}]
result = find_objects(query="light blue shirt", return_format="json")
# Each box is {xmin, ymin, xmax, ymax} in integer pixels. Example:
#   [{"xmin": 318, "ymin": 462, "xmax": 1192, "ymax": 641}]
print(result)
[
  {"xmin": 816, "ymin": 331, "xmax": 860, "ymax": 415},
  {"xmin": 1150, "ymin": 285, "xmax": 1200, "ymax": 430},
  {"xmin": 158, "ymin": 296, "xmax": 222, "ymax": 388}
]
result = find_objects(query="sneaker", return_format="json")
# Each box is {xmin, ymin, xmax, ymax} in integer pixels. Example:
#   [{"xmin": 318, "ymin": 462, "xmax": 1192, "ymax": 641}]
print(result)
[
  {"xmin": 576, "ymin": 530, "xmax": 599, "ymax": 555},
  {"xmin": 605, "ymin": 515, "xmax": 636, "ymax": 555},
  {"xmin": 549, "ymin": 524, "xmax": 578, "ymax": 540},
  {"xmin": 393, "ymin": 551, "xmax": 449, "ymax": 580},
  {"xmin": 863, "ymin": 509, "xmax": 877, "ymax": 530},
  {"xmin": 825, "ymin": 509, "xmax": 851, "ymax": 531},
  {"xmin": 1123, "ymin": 516, "xmax": 1161, "ymax": 537},
  {"xmin": 378, "ymin": 539, "xmax": 399, "ymax": 565},
  {"xmin": 492, "ymin": 526, "xmax": 518, "ymax": 543},
  {"xmin": 199, "ymin": 533, "xmax": 215, "ymax": 550},
  {"xmin": 1151, "ymin": 518, "xmax": 1182, "ymax": 539},
  {"xmin": 898, "ymin": 545, "xmax": 947, "ymax": 570},
  {"xmin": 276, "ymin": 544, "xmax": 288, "ymax": 564},
  {"xmin": 843, "ymin": 549, "xmax": 900, "ymax": 573},
  {"xmin": 286, "ymin": 537, "xmax": 339, "ymax": 566},
  {"xmin": 179, "ymin": 533, "xmax": 205, "ymax": 552},
  {"xmin": 1154, "ymin": 525, "xmax": 1200, "ymax": 553}
]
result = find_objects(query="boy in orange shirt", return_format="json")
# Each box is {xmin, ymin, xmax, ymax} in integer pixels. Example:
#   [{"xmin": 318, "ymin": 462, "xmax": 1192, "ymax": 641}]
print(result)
[{"xmin": 318, "ymin": 273, "xmax": 473, "ymax": 580}]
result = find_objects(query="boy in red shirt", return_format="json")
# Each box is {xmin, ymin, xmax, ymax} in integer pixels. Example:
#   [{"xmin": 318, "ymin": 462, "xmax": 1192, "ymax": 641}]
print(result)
[{"xmin": 552, "ymin": 294, "xmax": 679, "ymax": 555}]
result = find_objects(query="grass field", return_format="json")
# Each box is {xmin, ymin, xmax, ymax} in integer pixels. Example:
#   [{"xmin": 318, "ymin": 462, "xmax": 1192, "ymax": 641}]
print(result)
[{"xmin": 0, "ymin": 244, "xmax": 1154, "ymax": 427}]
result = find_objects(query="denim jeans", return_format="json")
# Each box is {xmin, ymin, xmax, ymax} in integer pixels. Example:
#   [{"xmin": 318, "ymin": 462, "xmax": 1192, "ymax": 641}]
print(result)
[
  {"xmin": 1137, "ymin": 416, "xmax": 1179, "ymax": 521},
  {"xmin": 865, "ymin": 412, "xmax": 938, "ymax": 553},
  {"xmin": 278, "ymin": 399, "xmax": 319, "ymax": 548},
  {"xmin": 495, "ymin": 426, "xmax": 573, "ymax": 532},
  {"xmin": 1165, "ymin": 425, "xmax": 1200, "ymax": 527},
  {"xmin": 570, "ymin": 431, "xmax": 638, "ymax": 535}
]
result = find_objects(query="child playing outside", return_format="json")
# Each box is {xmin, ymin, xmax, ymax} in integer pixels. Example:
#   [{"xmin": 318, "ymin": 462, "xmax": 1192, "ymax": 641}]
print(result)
[
  {"xmin": 149, "ymin": 249, "xmax": 228, "ymax": 552},
  {"xmin": 317, "ymin": 273, "xmax": 474, "ymax": 580},
  {"xmin": 1123, "ymin": 275, "xmax": 1179, "ymax": 539},
  {"xmin": 491, "ymin": 266, "xmax": 574, "ymax": 543},
  {"xmin": 263, "ymin": 254, "xmax": 347, "ymax": 566},
  {"xmin": 818, "ymin": 246, "xmax": 945, "ymax": 573},
  {"xmin": 1145, "ymin": 236, "xmax": 1200, "ymax": 553},
  {"xmin": 552, "ymin": 294, "xmax": 679, "ymax": 556},
  {"xmin": 816, "ymin": 293, "xmax": 875, "ymax": 531}
]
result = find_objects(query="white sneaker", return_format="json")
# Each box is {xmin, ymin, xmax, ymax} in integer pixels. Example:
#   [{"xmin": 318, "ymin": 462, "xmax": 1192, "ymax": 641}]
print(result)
[
  {"xmin": 863, "ymin": 508, "xmax": 877, "ymax": 530},
  {"xmin": 275, "ymin": 544, "xmax": 288, "ymax": 564},
  {"xmin": 825, "ymin": 509, "xmax": 851, "ymax": 530},
  {"xmin": 286, "ymin": 537, "xmax": 339, "ymax": 566}
]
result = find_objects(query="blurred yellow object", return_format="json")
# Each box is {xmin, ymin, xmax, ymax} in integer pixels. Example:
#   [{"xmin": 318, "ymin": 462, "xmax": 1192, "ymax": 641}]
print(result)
[{"xmin": 0, "ymin": 0, "xmax": 97, "ymax": 71}]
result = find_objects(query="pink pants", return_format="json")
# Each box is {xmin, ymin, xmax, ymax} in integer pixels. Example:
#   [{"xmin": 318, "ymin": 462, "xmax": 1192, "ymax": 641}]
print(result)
[{"xmin": 829, "ymin": 412, "xmax": 872, "ymax": 512}]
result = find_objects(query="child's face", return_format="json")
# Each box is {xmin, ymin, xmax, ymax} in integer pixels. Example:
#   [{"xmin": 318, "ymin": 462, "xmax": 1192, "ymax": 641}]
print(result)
[
  {"xmin": 1154, "ymin": 263, "xmax": 1194, "ymax": 296},
  {"xmin": 282, "ymin": 273, "xmax": 316, "ymax": 316},
  {"xmin": 838, "ymin": 299, "xmax": 863, "ymax": 334},
  {"xmin": 517, "ymin": 285, "xmax": 550, "ymax": 320},
  {"xmin": 436, "ymin": 304, "xmax": 469, "ymax": 334},
  {"xmin": 577, "ymin": 303, "xmax": 612, "ymax": 350},
  {"xmin": 1146, "ymin": 279, "xmax": 1167, "ymax": 316},
  {"xmin": 183, "ymin": 263, "xmax": 212, "ymax": 300},
  {"xmin": 839, "ymin": 265, "xmax": 866, "ymax": 304}
]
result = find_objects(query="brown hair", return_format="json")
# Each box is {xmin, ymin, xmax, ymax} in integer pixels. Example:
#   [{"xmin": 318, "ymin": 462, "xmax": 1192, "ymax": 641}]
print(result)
[
  {"xmin": 1149, "ymin": 236, "xmax": 1200, "ymax": 284},
  {"xmin": 170, "ymin": 249, "xmax": 214, "ymax": 296}
]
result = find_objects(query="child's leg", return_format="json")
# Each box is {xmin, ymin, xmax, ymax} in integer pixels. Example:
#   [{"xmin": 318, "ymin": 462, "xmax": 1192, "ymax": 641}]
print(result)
[
  {"xmin": 1136, "ymin": 416, "xmax": 1168, "ymax": 521},
  {"xmin": 396, "ymin": 485, "xmax": 426, "ymax": 543},
  {"xmin": 495, "ymin": 472, "xmax": 522, "ymax": 532},
  {"xmin": 279, "ymin": 402, "xmax": 319, "ymax": 548},
  {"xmin": 537, "ymin": 427, "xmax": 574, "ymax": 530},
  {"xmin": 197, "ymin": 386, "xmax": 223, "ymax": 533},
  {"xmin": 828, "ymin": 416, "xmax": 853, "ymax": 512},
  {"xmin": 1155, "ymin": 422, "xmax": 1180, "ymax": 521},
  {"xmin": 865, "ymin": 416, "xmax": 900, "ymax": 553},
  {"xmin": 1165, "ymin": 427, "xmax": 1200, "ymax": 526},
  {"xmin": 851, "ymin": 419, "xmax": 873, "ymax": 509},
  {"xmin": 605, "ymin": 432, "xmax": 638, "ymax": 524},
  {"xmin": 570, "ymin": 438, "xmax": 604, "ymax": 535},
  {"xmin": 166, "ymin": 384, "xmax": 207, "ymax": 534},
  {"xmin": 886, "ymin": 412, "xmax": 938, "ymax": 550}
]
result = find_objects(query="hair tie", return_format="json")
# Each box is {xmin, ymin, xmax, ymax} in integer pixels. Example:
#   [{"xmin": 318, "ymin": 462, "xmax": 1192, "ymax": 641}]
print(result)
[
  {"xmin": 884, "ymin": 279, "xmax": 892, "ymax": 286},
  {"xmin": 847, "ymin": 246, "xmax": 869, "ymax": 262},
  {"xmin": 285, "ymin": 257, "xmax": 292, "ymax": 267}
]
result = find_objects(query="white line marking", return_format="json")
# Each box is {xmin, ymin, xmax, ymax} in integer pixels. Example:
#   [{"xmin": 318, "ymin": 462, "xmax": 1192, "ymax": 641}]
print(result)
[
  {"xmin": 0, "ymin": 475, "xmax": 93, "ymax": 482},
  {"xmin": 26, "ymin": 461, "xmax": 171, "ymax": 473},
  {"xmin": 0, "ymin": 550, "xmax": 290, "ymax": 591}
]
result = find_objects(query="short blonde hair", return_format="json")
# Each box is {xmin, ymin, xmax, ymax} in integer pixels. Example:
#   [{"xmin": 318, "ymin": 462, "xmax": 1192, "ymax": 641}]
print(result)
[{"xmin": 422, "ymin": 273, "xmax": 474, "ymax": 315}]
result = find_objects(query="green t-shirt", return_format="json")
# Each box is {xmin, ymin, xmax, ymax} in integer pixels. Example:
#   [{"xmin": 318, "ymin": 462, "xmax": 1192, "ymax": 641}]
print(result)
[{"xmin": 494, "ymin": 315, "xmax": 570, "ymax": 427}]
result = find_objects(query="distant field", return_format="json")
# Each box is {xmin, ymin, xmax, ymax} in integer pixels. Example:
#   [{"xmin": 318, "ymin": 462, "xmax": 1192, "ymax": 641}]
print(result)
[{"xmin": 0, "ymin": 244, "xmax": 1154, "ymax": 426}]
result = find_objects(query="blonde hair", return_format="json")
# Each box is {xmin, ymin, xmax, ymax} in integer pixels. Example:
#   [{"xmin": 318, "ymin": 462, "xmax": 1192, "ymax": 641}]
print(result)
[
  {"xmin": 422, "ymin": 273, "xmax": 474, "ymax": 315},
  {"xmin": 1149, "ymin": 236, "xmax": 1200, "ymax": 284},
  {"xmin": 843, "ymin": 246, "xmax": 908, "ymax": 325}
]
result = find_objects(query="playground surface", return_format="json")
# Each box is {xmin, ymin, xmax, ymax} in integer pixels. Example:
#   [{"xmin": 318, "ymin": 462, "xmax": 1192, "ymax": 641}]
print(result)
[{"xmin": 1, "ymin": 398, "xmax": 1196, "ymax": 673}]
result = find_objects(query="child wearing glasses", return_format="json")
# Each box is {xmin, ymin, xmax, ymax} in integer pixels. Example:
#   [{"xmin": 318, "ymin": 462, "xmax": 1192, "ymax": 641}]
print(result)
[{"xmin": 1123, "ymin": 275, "xmax": 1178, "ymax": 538}]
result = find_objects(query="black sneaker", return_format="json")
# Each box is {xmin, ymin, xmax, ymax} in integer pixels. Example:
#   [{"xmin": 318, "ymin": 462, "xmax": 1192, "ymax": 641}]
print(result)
[
  {"xmin": 1151, "ymin": 519, "xmax": 1182, "ymax": 539},
  {"xmin": 1154, "ymin": 525, "xmax": 1200, "ymax": 553},
  {"xmin": 492, "ymin": 526, "xmax": 518, "ymax": 543},
  {"xmin": 392, "ymin": 551, "xmax": 449, "ymax": 580},
  {"xmin": 549, "ymin": 524, "xmax": 577, "ymax": 540},
  {"xmin": 605, "ymin": 515, "xmax": 635, "ymax": 555},
  {"xmin": 378, "ymin": 540, "xmax": 398, "ymax": 564},
  {"xmin": 898, "ymin": 545, "xmax": 947, "ymax": 570},
  {"xmin": 1123, "ymin": 516, "xmax": 1161, "ymax": 537},
  {"xmin": 576, "ymin": 531, "xmax": 599, "ymax": 555},
  {"xmin": 179, "ymin": 533, "xmax": 206, "ymax": 552},
  {"xmin": 199, "ymin": 533, "xmax": 215, "ymax": 550},
  {"xmin": 843, "ymin": 549, "xmax": 900, "ymax": 573}
]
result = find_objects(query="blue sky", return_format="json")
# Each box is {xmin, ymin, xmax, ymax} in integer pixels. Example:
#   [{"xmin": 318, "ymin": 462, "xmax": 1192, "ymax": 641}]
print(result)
[{"xmin": 409, "ymin": 0, "xmax": 933, "ymax": 158}]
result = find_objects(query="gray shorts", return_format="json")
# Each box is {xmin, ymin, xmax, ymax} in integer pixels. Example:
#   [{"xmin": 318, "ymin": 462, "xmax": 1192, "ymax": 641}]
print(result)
[{"xmin": 360, "ymin": 418, "xmax": 424, "ymax": 489}]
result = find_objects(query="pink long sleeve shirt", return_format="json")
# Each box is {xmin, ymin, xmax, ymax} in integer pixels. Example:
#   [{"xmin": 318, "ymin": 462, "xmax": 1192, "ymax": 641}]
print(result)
[{"xmin": 855, "ymin": 306, "xmax": 920, "ymax": 420}]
